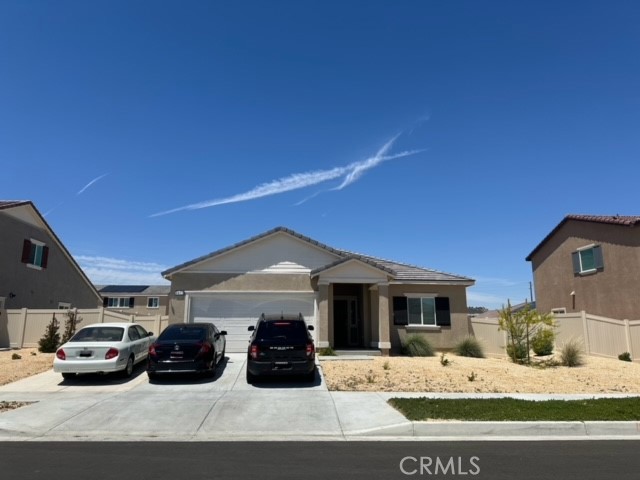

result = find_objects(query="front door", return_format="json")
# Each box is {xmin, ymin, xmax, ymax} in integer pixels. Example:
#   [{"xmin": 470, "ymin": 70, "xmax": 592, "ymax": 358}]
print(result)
[{"xmin": 334, "ymin": 296, "xmax": 359, "ymax": 348}]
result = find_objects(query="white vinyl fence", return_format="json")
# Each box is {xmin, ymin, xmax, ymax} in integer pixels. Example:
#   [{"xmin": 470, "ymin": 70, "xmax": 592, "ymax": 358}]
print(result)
[
  {"xmin": 0, "ymin": 308, "xmax": 169, "ymax": 348},
  {"xmin": 468, "ymin": 311, "xmax": 640, "ymax": 361}
]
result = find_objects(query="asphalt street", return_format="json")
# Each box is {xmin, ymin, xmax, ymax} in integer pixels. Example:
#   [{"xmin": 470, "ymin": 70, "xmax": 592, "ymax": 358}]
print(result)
[{"xmin": 2, "ymin": 441, "xmax": 639, "ymax": 480}]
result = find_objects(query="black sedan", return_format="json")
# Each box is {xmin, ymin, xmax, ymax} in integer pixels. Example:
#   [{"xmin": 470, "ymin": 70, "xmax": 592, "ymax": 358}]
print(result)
[{"xmin": 147, "ymin": 323, "xmax": 226, "ymax": 380}]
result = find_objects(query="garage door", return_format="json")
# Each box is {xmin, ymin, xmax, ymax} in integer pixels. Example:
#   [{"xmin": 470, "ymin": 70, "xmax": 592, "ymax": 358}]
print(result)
[{"xmin": 188, "ymin": 292, "xmax": 317, "ymax": 352}]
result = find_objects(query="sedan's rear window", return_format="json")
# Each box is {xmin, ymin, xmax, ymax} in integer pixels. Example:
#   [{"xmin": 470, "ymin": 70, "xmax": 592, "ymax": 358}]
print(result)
[
  {"xmin": 69, "ymin": 327, "xmax": 124, "ymax": 342},
  {"xmin": 158, "ymin": 326, "xmax": 207, "ymax": 341},
  {"xmin": 256, "ymin": 321, "xmax": 308, "ymax": 341}
]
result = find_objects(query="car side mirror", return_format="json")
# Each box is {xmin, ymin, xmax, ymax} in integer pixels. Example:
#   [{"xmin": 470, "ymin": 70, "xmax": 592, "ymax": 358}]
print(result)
[
  {"xmin": 307, "ymin": 325, "xmax": 314, "ymax": 331},
  {"xmin": 248, "ymin": 326, "xmax": 255, "ymax": 331},
  {"xmin": 147, "ymin": 332, "xmax": 154, "ymax": 337},
  {"xmin": 220, "ymin": 330, "xmax": 227, "ymax": 336}
]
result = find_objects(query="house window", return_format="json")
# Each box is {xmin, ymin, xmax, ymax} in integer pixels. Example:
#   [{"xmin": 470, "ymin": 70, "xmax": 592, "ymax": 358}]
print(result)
[
  {"xmin": 551, "ymin": 308, "xmax": 566, "ymax": 314},
  {"xmin": 105, "ymin": 297, "xmax": 134, "ymax": 308},
  {"xmin": 21, "ymin": 239, "xmax": 49, "ymax": 269},
  {"xmin": 58, "ymin": 302, "xmax": 71, "ymax": 310},
  {"xmin": 393, "ymin": 296, "xmax": 451, "ymax": 327},
  {"xmin": 572, "ymin": 245, "xmax": 603, "ymax": 275},
  {"xmin": 147, "ymin": 297, "xmax": 159, "ymax": 308}
]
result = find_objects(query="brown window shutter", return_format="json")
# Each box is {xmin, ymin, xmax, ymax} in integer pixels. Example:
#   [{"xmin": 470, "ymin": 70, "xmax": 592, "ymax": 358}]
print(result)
[
  {"xmin": 41, "ymin": 246, "xmax": 49, "ymax": 268},
  {"xmin": 392, "ymin": 297, "xmax": 409, "ymax": 325},
  {"xmin": 103, "ymin": 297, "xmax": 109, "ymax": 307},
  {"xmin": 21, "ymin": 239, "xmax": 31, "ymax": 263},
  {"xmin": 129, "ymin": 297, "xmax": 135, "ymax": 308}
]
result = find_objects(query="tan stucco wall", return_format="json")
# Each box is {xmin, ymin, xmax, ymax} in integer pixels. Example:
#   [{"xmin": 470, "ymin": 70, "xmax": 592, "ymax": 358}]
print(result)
[
  {"xmin": 530, "ymin": 221, "xmax": 640, "ymax": 319},
  {"xmin": 389, "ymin": 284, "xmax": 470, "ymax": 352},
  {"xmin": 167, "ymin": 272, "xmax": 314, "ymax": 323},
  {"xmin": 0, "ymin": 211, "xmax": 100, "ymax": 309}
]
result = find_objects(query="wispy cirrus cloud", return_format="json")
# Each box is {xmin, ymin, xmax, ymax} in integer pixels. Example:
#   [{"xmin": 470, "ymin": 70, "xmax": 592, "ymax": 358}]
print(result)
[
  {"xmin": 77, "ymin": 173, "xmax": 109, "ymax": 195},
  {"xmin": 75, "ymin": 255, "xmax": 169, "ymax": 285},
  {"xmin": 150, "ymin": 135, "xmax": 424, "ymax": 217}
]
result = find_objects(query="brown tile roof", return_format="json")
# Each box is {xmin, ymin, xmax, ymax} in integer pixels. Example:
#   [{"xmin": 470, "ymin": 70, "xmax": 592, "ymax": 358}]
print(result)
[{"xmin": 526, "ymin": 214, "xmax": 640, "ymax": 261}]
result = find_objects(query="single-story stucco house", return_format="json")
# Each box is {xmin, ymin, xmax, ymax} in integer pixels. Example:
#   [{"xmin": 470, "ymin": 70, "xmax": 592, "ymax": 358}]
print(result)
[{"xmin": 162, "ymin": 227, "xmax": 475, "ymax": 354}]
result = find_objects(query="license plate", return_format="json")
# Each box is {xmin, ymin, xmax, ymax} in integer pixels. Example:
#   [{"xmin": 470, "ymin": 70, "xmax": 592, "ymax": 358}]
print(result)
[
  {"xmin": 79, "ymin": 351, "xmax": 93, "ymax": 357},
  {"xmin": 274, "ymin": 361, "xmax": 289, "ymax": 365},
  {"xmin": 170, "ymin": 351, "xmax": 183, "ymax": 357}
]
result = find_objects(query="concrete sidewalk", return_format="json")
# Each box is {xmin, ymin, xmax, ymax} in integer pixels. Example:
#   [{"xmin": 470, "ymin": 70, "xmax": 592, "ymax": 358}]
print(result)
[{"xmin": 1, "ymin": 354, "xmax": 639, "ymax": 441}]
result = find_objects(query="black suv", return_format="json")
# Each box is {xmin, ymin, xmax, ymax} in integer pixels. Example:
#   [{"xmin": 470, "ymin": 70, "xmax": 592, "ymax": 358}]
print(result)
[{"xmin": 246, "ymin": 313, "xmax": 316, "ymax": 383}]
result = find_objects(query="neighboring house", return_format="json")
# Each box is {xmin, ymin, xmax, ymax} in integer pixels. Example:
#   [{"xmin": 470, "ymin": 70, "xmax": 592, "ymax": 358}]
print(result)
[
  {"xmin": 0, "ymin": 200, "xmax": 102, "ymax": 310},
  {"xmin": 526, "ymin": 214, "xmax": 640, "ymax": 319},
  {"xmin": 97, "ymin": 285, "xmax": 170, "ymax": 316},
  {"xmin": 162, "ymin": 226, "xmax": 474, "ymax": 353},
  {"xmin": 473, "ymin": 301, "xmax": 536, "ymax": 319}
]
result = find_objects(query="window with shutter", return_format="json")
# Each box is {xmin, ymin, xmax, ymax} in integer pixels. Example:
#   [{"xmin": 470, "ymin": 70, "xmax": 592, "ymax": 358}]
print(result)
[
  {"xmin": 21, "ymin": 239, "xmax": 48, "ymax": 269},
  {"xmin": 574, "ymin": 245, "xmax": 604, "ymax": 274},
  {"xmin": 394, "ymin": 296, "xmax": 451, "ymax": 326}
]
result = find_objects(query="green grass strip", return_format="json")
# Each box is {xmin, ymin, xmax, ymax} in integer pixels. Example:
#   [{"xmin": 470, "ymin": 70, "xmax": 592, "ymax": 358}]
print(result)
[{"xmin": 388, "ymin": 397, "xmax": 640, "ymax": 421}]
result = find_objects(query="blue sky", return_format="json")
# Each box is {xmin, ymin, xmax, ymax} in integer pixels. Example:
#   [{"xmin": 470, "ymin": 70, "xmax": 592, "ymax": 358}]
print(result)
[{"xmin": 1, "ymin": 1, "xmax": 639, "ymax": 309}]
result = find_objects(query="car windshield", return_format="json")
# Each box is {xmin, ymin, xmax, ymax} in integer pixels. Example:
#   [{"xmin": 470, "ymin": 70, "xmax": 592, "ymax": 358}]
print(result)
[
  {"xmin": 69, "ymin": 327, "xmax": 124, "ymax": 342},
  {"xmin": 159, "ymin": 326, "xmax": 206, "ymax": 341},
  {"xmin": 256, "ymin": 321, "xmax": 308, "ymax": 341}
]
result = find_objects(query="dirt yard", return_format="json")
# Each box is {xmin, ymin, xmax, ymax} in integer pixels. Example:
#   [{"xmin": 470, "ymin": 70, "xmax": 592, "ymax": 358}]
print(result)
[
  {"xmin": 0, "ymin": 348, "xmax": 54, "ymax": 386},
  {"xmin": 320, "ymin": 354, "xmax": 640, "ymax": 393}
]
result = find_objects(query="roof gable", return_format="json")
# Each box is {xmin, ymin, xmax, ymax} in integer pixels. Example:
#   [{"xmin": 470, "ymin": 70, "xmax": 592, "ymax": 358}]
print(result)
[
  {"xmin": 164, "ymin": 228, "xmax": 342, "ymax": 276},
  {"xmin": 312, "ymin": 257, "xmax": 391, "ymax": 282},
  {"xmin": 526, "ymin": 214, "xmax": 640, "ymax": 261}
]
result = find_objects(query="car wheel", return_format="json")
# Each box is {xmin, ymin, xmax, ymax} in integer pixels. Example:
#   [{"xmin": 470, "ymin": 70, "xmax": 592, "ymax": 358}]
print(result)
[
  {"xmin": 206, "ymin": 354, "xmax": 217, "ymax": 378},
  {"xmin": 305, "ymin": 367, "xmax": 316, "ymax": 382},
  {"xmin": 122, "ymin": 356, "xmax": 134, "ymax": 378},
  {"xmin": 246, "ymin": 369, "xmax": 256, "ymax": 384},
  {"xmin": 61, "ymin": 372, "xmax": 75, "ymax": 380}
]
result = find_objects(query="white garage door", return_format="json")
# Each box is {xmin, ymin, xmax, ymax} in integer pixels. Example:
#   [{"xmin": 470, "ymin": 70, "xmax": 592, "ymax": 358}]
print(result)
[{"xmin": 188, "ymin": 292, "xmax": 317, "ymax": 352}]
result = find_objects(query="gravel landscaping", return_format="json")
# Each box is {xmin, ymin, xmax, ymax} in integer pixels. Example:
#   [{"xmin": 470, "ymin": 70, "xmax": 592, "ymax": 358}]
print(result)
[
  {"xmin": 321, "ymin": 353, "xmax": 640, "ymax": 393},
  {"xmin": 0, "ymin": 348, "xmax": 54, "ymax": 386}
]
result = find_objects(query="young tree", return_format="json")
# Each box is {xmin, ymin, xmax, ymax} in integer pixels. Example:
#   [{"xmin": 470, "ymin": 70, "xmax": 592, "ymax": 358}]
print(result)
[
  {"xmin": 60, "ymin": 309, "xmax": 82, "ymax": 344},
  {"xmin": 38, "ymin": 313, "xmax": 60, "ymax": 353},
  {"xmin": 498, "ymin": 301, "xmax": 554, "ymax": 364}
]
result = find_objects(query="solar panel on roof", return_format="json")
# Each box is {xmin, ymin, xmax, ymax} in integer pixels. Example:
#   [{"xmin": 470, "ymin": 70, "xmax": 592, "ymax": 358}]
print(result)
[{"xmin": 100, "ymin": 285, "xmax": 148, "ymax": 293}]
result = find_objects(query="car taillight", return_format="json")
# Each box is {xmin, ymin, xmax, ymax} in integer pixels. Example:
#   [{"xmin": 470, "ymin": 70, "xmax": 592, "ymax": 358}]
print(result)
[
  {"xmin": 56, "ymin": 349, "xmax": 66, "ymax": 360},
  {"xmin": 306, "ymin": 343, "xmax": 315, "ymax": 357},
  {"xmin": 250, "ymin": 344, "xmax": 259, "ymax": 360},
  {"xmin": 105, "ymin": 348, "xmax": 119, "ymax": 360},
  {"xmin": 149, "ymin": 344, "xmax": 157, "ymax": 357},
  {"xmin": 197, "ymin": 342, "xmax": 212, "ymax": 354}
]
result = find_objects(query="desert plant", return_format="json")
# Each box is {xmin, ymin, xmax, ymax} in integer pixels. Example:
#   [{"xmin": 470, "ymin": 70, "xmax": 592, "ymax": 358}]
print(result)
[
  {"xmin": 38, "ymin": 314, "xmax": 60, "ymax": 353},
  {"xmin": 401, "ymin": 335, "xmax": 435, "ymax": 357},
  {"xmin": 454, "ymin": 336, "xmax": 485, "ymax": 358},
  {"xmin": 382, "ymin": 360, "xmax": 391, "ymax": 370},
  {"xmin": 618, "ymin": 352, "xmax": 632, "ymax": 362},
  {"xmin": 60, "ymin": 309, "xmax": 82, "ymax": 344},
  {"xmin": 506, "ymin": 343, "xmax": 529, "ymax": 362},
  {"xmin": 11, "ymin": 353, "xmax": 21, "ymax": 360},
  {"xmin": 498, "ymin": 301, "xmax": 554, "ymax": 364},
  {"xmin": 30, "ymin": 351, "xmax": 37, "ymax": 356},
  {"xmin": 560, "ymin": 339, "xmax": 584, "ymax": 367},
  {"xmin": 440, "ymin": 352, "xmax": 450, "ymax": 366},
  {"xmin": 365, "ymin": 370, "xmax": 376, "ymax": 384},
  {"xmin": 531, "ymin": 327, "xmax": 555, "ymax": 356},
  {"xmin": 317, "ymin": 346, "xmax": 337, "ymax": 356},
  {"xmin": 467, "ymin": 371, "xmax": 477, "ymax": 382}
]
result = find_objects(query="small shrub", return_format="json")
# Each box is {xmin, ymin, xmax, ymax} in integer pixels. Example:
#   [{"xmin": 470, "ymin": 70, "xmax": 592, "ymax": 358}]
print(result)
[
  {"xmin": 401, "ymin": 335, "xmax": 435, "ymax": 357},
  {"xmin": 467, "ymin": 371, "xmax": 477, "ymax": 382},
  {"xmin": 30, "ymin": 351, "xmax": 37, "ymax": 356},
  {"xmin": 365, "ymin": 370, "xmax": 376, "ymax": 384},
  {"xmin": 60, "ymin": 309, "xmax": 82, "ymax": 344},
  {"xmin": 38, "ymin": 314, "xmax": 60, "ymax": 353},
  {"xmin": 11, "ymin": 353, "xmax": 21, "ymax": 360},
  {"xmin": 382, "ymin": 361, "xmax": 391, "ymax": 371},
  {"xmin": 454, "ymin": 336, "xmax": 485, "ymax": 358},
  {"xmin": 440, "ymin": 352, "xmax": 450, "ymax": 366},
  {"xmin": 318, "ymin": 347, "xmax": 336, "ymax": 356},
  {"xmin": 560, "ymin": 339, "xmax": 584, "ymax": 367},
  {"xmin": 506, "ymin": 342, "xmax": 529, "ymax": 363},
  {"xmin": 532, "ymin": 328, "xmax": 555, "ymax": 356},
  {"xmin": 618, "ymin": 352, "xmax": 632, "ymax": 362}
]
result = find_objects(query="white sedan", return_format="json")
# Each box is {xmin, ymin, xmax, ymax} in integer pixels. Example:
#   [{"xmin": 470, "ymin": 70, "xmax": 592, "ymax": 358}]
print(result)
[{"xmin": 53, "ymin": 322, "xmax": 155, "ymax": 380}]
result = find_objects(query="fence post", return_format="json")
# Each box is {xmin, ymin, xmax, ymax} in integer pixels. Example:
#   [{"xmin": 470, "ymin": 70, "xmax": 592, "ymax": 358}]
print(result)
[
  {"xmin": 130, "ymin": 315, "xmax": 135, "ymax": 324},
  {"xmin": 154, "ymin": 315, "xmax": 161, "ymax": 336},
  {"xmin": 581, "ymin": 310, "xmax": 591, "ymax": 354},
  {"xmin": 623, "ymin": 319, "xmax": 632, "ymax": 356},
  {"xmin": 18, "ymin": 308, "xmax": 28, "ymax": 348},
  {"xmin": 98, "ymin": 306, "xmax": 105, "ymax": 324}
]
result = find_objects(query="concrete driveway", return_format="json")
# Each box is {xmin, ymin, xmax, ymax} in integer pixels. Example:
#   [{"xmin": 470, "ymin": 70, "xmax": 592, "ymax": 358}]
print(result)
[{"xmin": 0, "ymin": 354, "xmax": 411, "ymax": 440}]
